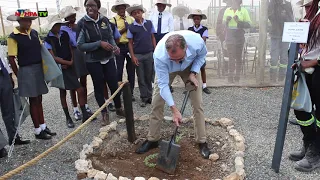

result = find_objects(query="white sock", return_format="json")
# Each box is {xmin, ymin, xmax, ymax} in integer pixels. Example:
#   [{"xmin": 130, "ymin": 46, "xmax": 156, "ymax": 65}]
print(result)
[
  {"xmin": 203, "ymin": 83, "xmax": 207, "ymax": 89},
  {"xmin": 85, "ymin": 104, "xmax": 89, "ymax": 109},
  {"xmin": 34, "ymin": 127, "xmax": 42, "ymax": 135},
  {"xmin": 40, "ymin": 124, "xmax": 46, "ymax": 130},
  {"xmin": 73, "ymin": 107, "xmax": 79, "ymax": 112}
]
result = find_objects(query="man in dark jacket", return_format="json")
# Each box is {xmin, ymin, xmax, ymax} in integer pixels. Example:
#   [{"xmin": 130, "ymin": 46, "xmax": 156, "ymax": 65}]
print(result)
[{"xmin": 268, "ymin": 0, "xmax": 294, "ymax": 82}]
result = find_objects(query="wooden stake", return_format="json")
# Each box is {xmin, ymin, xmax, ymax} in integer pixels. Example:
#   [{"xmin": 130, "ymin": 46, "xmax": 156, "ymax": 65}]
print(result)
[
  {"xmin": 257, "ymin": 0, "xmax": 268, "ymax": 85},
  {"xmin": 36, "ymin": 2, "xmax": 41, "ymax": 32},
  {"xmin": 122, "ymin": 82, "xmax": 136, "ymax": 143},
  {"xmin": 0, "ymin": 6, "xmax": 5, "ymax": 36}
]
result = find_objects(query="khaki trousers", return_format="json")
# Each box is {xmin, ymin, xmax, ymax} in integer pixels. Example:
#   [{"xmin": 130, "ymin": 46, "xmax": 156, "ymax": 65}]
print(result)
[{"xmin": 147, "ymin": 66, "xmax": 206, "ymax": 143}]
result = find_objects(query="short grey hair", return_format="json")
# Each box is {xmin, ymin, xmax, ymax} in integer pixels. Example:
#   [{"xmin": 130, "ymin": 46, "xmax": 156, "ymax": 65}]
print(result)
[{"xmin": 165, "ymin": 34, "xmax": 187, "ymax": 53}]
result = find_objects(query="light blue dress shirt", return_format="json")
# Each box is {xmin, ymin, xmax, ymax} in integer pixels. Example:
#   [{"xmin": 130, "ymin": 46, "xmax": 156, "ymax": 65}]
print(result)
[{"xmin": 153, "ymin": 30, "xmax": 207, "ymax": 107}]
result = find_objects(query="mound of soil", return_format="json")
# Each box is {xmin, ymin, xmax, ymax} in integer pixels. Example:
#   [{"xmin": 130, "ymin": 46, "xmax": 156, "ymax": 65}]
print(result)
[{"xmin": 88, "ymin": 120, "xmax": 236, "ymax": 180}]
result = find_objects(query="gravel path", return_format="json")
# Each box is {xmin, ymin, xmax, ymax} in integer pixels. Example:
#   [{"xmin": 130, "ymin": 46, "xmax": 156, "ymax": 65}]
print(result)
[{"xmin": 0, "ymin": 86, "xmax": 319, "ymax": 179}]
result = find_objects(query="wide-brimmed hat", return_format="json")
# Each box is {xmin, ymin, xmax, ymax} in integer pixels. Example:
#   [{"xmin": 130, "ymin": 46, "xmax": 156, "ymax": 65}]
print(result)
[
  {"xmin": 43, "ymin": 14, "xmax": 68, "ymax": 30},
  {"xmin": 187, "ymin": 9, "xmax": 207, "ymax": 20},
  {"xmin": 296, "ymin": 0, "xmax": 313, "ymax": 7},
  {"xmin": 155, "ymin": 0, "xmax": 172, "ymax": 7},
  {"xmin": 99, "ymin": 7, "xmax": 108, "ymax": 16},
  {"xmin": 60, "ymin": 6, "xmax": 80, "ymax": 19},
  {"xmin": 111, "ymin": 0, "xmax": 130, "ymax": 13},
  {"xmin": 126, "ymin": 4, "xmax": 146, "ymax": 15},
  {"xmin": 172, "ymin": 4, "xmax": 190, "ymax": 17},
  {"xmin": 7, "ymin": 9, "xmax": 38, "ymax": 21}
]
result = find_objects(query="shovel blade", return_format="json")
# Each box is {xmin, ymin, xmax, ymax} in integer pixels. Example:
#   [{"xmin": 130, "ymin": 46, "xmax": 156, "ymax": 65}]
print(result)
[{"xmin": 156, "ymin": 140, "xmax": 180, "ymax": 174}]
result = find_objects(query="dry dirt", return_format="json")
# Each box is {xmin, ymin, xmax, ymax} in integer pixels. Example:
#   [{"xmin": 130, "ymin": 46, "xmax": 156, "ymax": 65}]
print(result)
[{"xmin": 88, "ymin": 119, "xmax": 236, "ymax": 180}]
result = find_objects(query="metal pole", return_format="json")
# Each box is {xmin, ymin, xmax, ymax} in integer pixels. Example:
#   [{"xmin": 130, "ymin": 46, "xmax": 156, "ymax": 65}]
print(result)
[
  {"xmin": 17, "ymin": 0, "xmax": 20, "ymax": 8},
  {"xmin": 177, "ymin": 0, "xmax": 178, "ymax": 5},
  {"xmin": 169, "ymin": 0, "xmax": 171, "ymax": 12},
  {"xmin": 122, "ymin": 82, "xmax": 136, "ymax": 143},
  {"xmin": 0, "ymin": 7, "xmax": 5, "ymax": 36},
  {"xmin": 151, "ymin": 0, "xmax": 154, "ymax": 9},
  {"xmin": 214, "ymin": 0, "xmax": 216, "ymax": 28},
  {"xmin": 56, "ymin": 0, "xmax": 60, "ymax": 12},
  {"xmin": 271, "ymin": 43, "xmax": 297, "ymax": 173},
  {"xmin": 36, "ymin": 2, "xmax": 41, "ymax": 32},
  {"xmin": 257, "ymin": 0, "xmax": 268, "ymax": 84},
  {"xmin": 107, "ymin": 2, "xmax": 110, "ymax": 17}
]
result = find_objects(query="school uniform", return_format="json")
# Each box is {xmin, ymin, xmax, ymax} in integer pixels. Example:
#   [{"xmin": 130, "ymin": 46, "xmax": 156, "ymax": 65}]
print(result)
[
  {"xmin": 110, "ymin": 15, "xmax": 135, "ymax": 94},
  {"xmin": 61, "ymin": 25, "xmax": 88, "ymax": 78},
  {"xmin": 149, "ymin": 10, "xmax": 174, "ymax": 43},
  {"xmin": 127, "ymin": 19, "xmax": 155, "ymax": 102},
  {"xmin": 44, "ymin": 31, "xmax": 81, "ymax": 90},
  {"xmin": 188, "ymin": 25, "xmax": 208, "ymax": 69},
  {"xmin": 7, "ymin": 27, "xmax": 48, "ymax": 97},
  {"xmin": 77, "ymin": 14, "xmax": 123, "ymax": 113}
]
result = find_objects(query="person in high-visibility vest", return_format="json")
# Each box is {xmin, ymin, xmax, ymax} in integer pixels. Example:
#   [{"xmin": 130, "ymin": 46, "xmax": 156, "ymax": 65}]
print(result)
[{"xmin": 222, "ymin": 0, "xmax": 251, "ymax": 83}]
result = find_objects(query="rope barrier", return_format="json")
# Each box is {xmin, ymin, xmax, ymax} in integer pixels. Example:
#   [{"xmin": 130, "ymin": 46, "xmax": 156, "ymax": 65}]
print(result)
[{"xmin": 0, "ymin": 81, "xmax": 128, "ymax": 180}]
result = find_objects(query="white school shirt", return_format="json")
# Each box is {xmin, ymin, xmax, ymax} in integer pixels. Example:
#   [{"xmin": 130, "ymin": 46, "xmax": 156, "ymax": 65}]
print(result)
[
  {"xmin": 0, "ymin": 58, "xmax": 12, "ymax": 74},
  {"xmin": 149, "ymin": 10, "xmax": 174, "ymax": 34}
]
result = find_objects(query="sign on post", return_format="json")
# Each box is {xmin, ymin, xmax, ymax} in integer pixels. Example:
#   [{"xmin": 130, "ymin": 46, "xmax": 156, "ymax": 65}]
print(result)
[
  {"xmin": 282, "ymin": 22, "xmax": 310, "ymax": 43},
  {"xmin": 272, "ymin": 22, "xmax": 310, "ymax": 173}
]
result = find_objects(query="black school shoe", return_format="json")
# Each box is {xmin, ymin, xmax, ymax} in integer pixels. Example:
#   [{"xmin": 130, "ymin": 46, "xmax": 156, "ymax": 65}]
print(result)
[
  {"xmin": 0, "ymin": 148, "xmax": 7, "ymax": 158},
  {"xmin": 35, "ymin": 131, "xmax": 52, "ymax": 140},
  {"xmin": 9, "ymin": 135, "xmax": 31, "ymax": 146},
  {"xmin": 44, "ymin": 127, "xmax": 57, "ymax": 136}
]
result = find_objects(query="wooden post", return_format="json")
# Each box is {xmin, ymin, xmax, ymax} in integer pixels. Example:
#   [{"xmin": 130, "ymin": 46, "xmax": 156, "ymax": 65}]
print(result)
[
  {"xmin": 122, "ymin": 82, "xmax": 136, "ymax": 143},
  {"xmin": 256, "ymin": 0, "xmax": 268, "ymax": 85},
  {"xmin": 36, "ymin": 3, "xmax": 41, "ymax": 32},
  {"xmin": 0, "ymin": 7, "xmax": 5, "ymax": 36}
]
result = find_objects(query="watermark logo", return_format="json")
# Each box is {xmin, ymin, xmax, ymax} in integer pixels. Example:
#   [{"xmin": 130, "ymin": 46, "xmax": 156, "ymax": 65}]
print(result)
[{"xmin": 15, "ymin": 9, "xmax": 48, "ymax": 17}]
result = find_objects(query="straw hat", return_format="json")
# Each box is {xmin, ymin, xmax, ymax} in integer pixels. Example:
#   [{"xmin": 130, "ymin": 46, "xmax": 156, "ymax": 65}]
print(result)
[
  {"xmin": 111, "ymin": 0, "xmax": 130, "ymax": 13},
  {"xmin": 99, "ymin": 7, "xmax": 109, "ymax": 17},
  {"xmin": 60, "ymin": 6, "xmax": 80, "ymax": 19},
  {"xmin": 296, "ymin": 0, "xmax": 313, "ymax": 7},
  {"xmin": 43, "ymin": 14, "xmax": 68, "ymax": 30},
  {"xmin": 155, "ymin": 0, "xmax": 172, "ymax": 7},
  {"xmin": 126, "ymin": 4, "xmax": 146, "ymax": 15},
  {"xmin": 7, "ymin": 9, "xmax": 38, "ymax": 21},
  {"xmin": 172, "ymin": 4, "xmax": 190, "ymax": 17},
  {"xmin": 187, "ymin": 9, "xmax": 207, "ymax": 20}
]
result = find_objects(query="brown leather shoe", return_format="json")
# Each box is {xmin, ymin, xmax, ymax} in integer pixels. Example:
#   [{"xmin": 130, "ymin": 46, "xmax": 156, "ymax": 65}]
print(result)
[{"xmin": 101, "ymin": 112, "xmax": 110, "ymax": 126}]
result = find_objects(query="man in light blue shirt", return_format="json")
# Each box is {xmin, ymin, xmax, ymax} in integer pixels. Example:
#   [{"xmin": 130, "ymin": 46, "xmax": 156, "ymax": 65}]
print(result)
[{"xmin": 135, "ymin": 30, "xmax": 211, "ymax": 159}]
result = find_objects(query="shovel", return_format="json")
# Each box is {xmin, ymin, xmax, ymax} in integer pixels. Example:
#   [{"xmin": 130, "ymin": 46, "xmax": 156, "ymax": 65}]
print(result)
[{"xmin": 156, "ymin": 81, "xmax": 195, "ymax": 174}]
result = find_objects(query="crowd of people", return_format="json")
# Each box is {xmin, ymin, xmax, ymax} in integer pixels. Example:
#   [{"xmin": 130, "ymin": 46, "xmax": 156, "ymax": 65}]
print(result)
[{"xmin": 0, "ymin": 0, "xmax": 216, "ymax": 160}]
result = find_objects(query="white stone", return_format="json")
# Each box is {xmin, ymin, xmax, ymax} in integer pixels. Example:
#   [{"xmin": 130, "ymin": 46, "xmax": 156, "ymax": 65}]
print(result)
[
  {"xmin": 88, "ymin": 160, "xmax": 93, "ymax": 169},
  {"xmin": 215, "ymin": 141, "xmax": 221, "ymax": 146},
  {"xmin": 181, "ymin": 117, "xmax": 190, "ymax": 123},
  {"xmin": 106, "ymin": 173, "xmax": 118, "ymax": 180},
  {"xmin": 83, "ymin": 144, "xmax": 93, "ymax": 155},
  {"xmin": 195, "ymin": 167, "xmax": 202, "ymax": 171},
  {"xmin": 139, "ymin": 115, "xmax": 149, "ymax": 121},
  {"xmin": 79, "ymin": 150, "xmax": 86, "ymax": 160},
  {"xmin": 209, "ymin": 153, "xmax": 220, "ymax": 161},
  {"xmin": 119, "ymin": 176, "xmax": 131, "ymax": 180},
  {"xmin": 109, "ymin": 121, "xmax": 118, "ymax": 131},
  {"xmin": 99, "ymin": 126, "xmax": 111, "ymax": 133},
  {"xmin": 87, "ymin": 169, "xmax": 99, "ymax": 178},
  {"xmin": 228, "ymin": 129, "xmax": 238, "ymax": 136},
  {"xmin": 119, "ymin": 119, "xmax": 126, "ymax": 123},
  {"xmin": 120, "ymin": 131, "xmax": 128, "ymax": 138},
  {"xmin": 221, "ymin": 144, "xmax": 227, "ymax": 150},
  {"xmin": 91, "ymin": 140, "xmax": 100, "ymax": 148},
  {"xmin": 205, "ymin": 117, "xmax": 211, "ymax": 123},
  {"xmin": 148, "ymin": 178, "xmax": 160, "ymax": 180},
  {"xmin": 235, "ymin": 151, "xmax": 245, "ymax": 158},
  {"xmin": 236, "ymin": 142, "xmax": 245, "ymax": 151},
  {"xmin": 218, "ymin": 118, "xmax": 233, "ymax": 127},
  {"xmin": 227, "ymin": 125, "xmax": 235, "ymax": 131},
  {"xmin": 75, "ymin": 159, "xmax": 89, "ymax": 173},
  {"xmin": 236, "ymin": 169, "xmax": 246, "ymax": 180},
  {"xmin": 99, "ymin": 132, "xmax": 109, "ymax": 140},
  {"xmin": 223, "ymin": 172, "xmax": 240, "ymax": 180},
  {"xmin": 234, "ymin": 135, "xmax": 245, "ymax": 143},
  {"xmin": 134, "ymin": 177, "xmax": 145, "ymax": 180},
  {"xmin": 221, "ymin": 163, "xmax": 228, "ymax": 172},
  {"xmin": 235, "ymin": 157, "xmax": 244, "ymax": 169},
  {"xmin": 94, "ymin": 171, "xmax": 108, "ymax": 180},
  {"xmin": 164, "ymin": 116, "xmax": 173, "ymax": 121}
]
